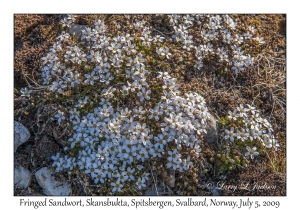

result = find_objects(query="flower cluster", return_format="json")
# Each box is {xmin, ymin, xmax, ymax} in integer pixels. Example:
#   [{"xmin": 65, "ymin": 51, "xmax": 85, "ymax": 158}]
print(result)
[
  {"xmin": 166, "ymin": 14, "xmax": 262, "ymax": 73},
  {"xmin": 28, "ymin": 13, "xmax": 273, "ymax": 194},
  {"xmin": 156, "ymin": 46, "xmax": 172, "ymax": 59},
  {"xmin": 44, "ymin": 15, "xmax": 210, "ymax": 194},
  {"xmin": 224, "ymin": 104, "xmax": 280, "ymax": 159},
  {"xmin": 51, "ymin": 70, "xmax": 208, "ymax": 192}
]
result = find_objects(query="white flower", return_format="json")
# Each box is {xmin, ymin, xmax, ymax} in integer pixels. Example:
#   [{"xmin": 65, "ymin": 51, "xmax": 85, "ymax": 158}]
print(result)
[
  {"xmin": 54, "ymin": 110, "xmax": 65, "ymax": 125},
  {"xmin": 136, "ymin": 177, "xmax": 146, "ymax": 190},
  {"xmin": 137, "ymin": 88, "xmax": 151, "ymax": 102},
  {"xmin": 246, "ymin": 104, "xmax": 257, "ymax": 114},
  {"xmin": 156, "ymin": 47, "xmax": 172, "ymax": 59},
  {"xmin": 20, "ymin": 87, "xmax": 32, "ymax": 97},
  {"xmin": 151, "ymin": 147, "xmax": 163, "ymax": 158},
  {"xmin": 140, "ymin": 35, "xmax": 152, "ymax": 46},
  {"xmin": 149, "ymin": 107, "xmax": 163, "ymax": 121},
  {"xmin": 228, "ymin": 110, "xmax": 237, "ymax": 121},
  {"xmin": 245, "ymin": 146, "xmax": 259, "ymax": 159},
  {"xmin": 152, "ymin": 35, "xmax": 165, "ymax": 43},
  {"xmin": 262, "ymin": 135, "xmax": 273, "ymax": 148},
  {"xmin": 41, "ymin": 53, "xmax": 55, "ymax": 65},
  {"xmin": 125, "ymin": 167, "xmax": 135, "ymax": 181},
  {"xmin": 167, "ymin": 149, "xmax": 180, "ymax": 162},
  {"xmin": 133, "ymin": 106, "xmax": 145, "ymax": 119},
  {"xmin": 236, "ymin": 129, "xmax": 249, "ymax": 141},
  {"xmin": 134, "ymin": 53, "xmax": 145, "ymax": 66},
  {"xmin": 111, "ymin": 181, "xmax": 123, "ymax": 193},
  {"xmin": 108, "ymin": 42, "xmax": 121, "ymax": 54},
  {"xmin": 51, "ymin": 153, "xmax": 60, "ymax": 167},
  {"xmin": 272, "ymin": 138, "xmax": 280, "ymax": 151},
  {"xmin": 157, "ymin": 71, "xmax": 170, "ymax": 79},
  {"xmin": 81, "ymin": 27, "xmax": 93, "ymax": 41},
  {"xmin": 68, "ymin": 136, "xmax": 78, "ymax": 149},
  {"xmin": 136, "ymin": 165, "xmax": 143, "ymax": 171},
  {"xmin": 225, "ymin": 127, "xmax": 235, "ymax": 142},
  {"xmin": 183, "ymin": 156, "xmax": 193, "ymax": 170},
  {"xmin": 84, "ymin": 71, "xmax": 99, "ymax": 85},
  {"xmin": 118, "ymin": 172, "xmax": 129, "ymax": 183},
  {"xmin": 60, "ymin": 17, "xmax": 71, "ymax": 28},
  {"xmin": 67, "ymin": 15, "xmax": 77, "ymax": 22},
  {"xmin": 183, "ymin": 15, "xmax": 194, "ymax": 26},
  {"xmin": 154, "ymin": 134, "xmax": 167, "ymax": 149},
  {"xmin": 237, "ymin": 104, "xmax": 248, "ymax": 118},
  {"xmin": 166, "ymin": 159, "xmax": 179, "ymax": 170}
]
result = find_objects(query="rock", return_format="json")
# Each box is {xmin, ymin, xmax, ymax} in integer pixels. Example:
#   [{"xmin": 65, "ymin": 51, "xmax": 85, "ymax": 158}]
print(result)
[
  {"xmin": 14, "ymin": 165, "xmax": 32, "ymax": 188},
  {"xmin": 67, "ymin": 24, "xmax": 88, "ymax": 41},
  {"xmin": 14, "ymin": 121, "xmax": 30, "ymax": 152},
  {"xmin": 35, "ymin": 167, "xmax": 70, "ymax": 196},
  {"xmin": 162, "ymin": 169, "xmax": 175, "ymax": 187},
  {"xmin": 144, "ymin": 186, "xmax": 164, "ymax": 196},
  {"xmin": 212, "ymin": 186, "xmax": 222, "ymax": 196},
  {"xmin": 203, "ymin": 114, "xmax": 218, "ymax": 144}
]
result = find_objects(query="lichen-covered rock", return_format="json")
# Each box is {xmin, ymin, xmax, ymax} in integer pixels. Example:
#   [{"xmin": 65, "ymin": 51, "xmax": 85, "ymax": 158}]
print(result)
[
  {"xmin": 35, "ymin": 167, "xmax": 70, "ymax": 196},
  {"xmin": 203, "ymin": 114, "xmax": 218, "ymax": 144},
  {"xmin": 14, "ymin": 165, "xmax": 32, "ymax": 188},
  {"xmin": 14, "ymin": 121, "xmax": 30, "ymax": 152}
]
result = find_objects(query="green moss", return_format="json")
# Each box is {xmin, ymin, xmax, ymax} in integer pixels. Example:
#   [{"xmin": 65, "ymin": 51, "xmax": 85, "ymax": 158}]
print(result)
[{"xmin": 219, "ymin": 116, "xmax": 229, "ymax": 127}]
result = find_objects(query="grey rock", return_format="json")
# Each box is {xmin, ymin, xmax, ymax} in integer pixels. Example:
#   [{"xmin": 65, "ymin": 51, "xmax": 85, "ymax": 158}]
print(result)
[
  {"xmin": 14, "ymin": 165, "xmax": 32, "ymax": 188},
  {"xmin": 144, "ymin": 186, "xmax": 165, "ymax": 196},
  {"xmin": 203, "ymin": 114, "xmax": 218, "ymax": 144},
  {"xmin": 14, "ymin": 121, "xmax": 30, "ymax": 152},
  {"xmin": 67, "ymin": 24, "xmax": 88, "ymax": 41},
  {"xmin": 165, "ymin": 169, "xmax": 175, "ymax": 187},
  {"xmin": 212, "ymin": 186, "xmax": 222, "ymax": 196},
  {"xmin": 35, "ymin": 167, "xmax": 70, "ymax": 196}
]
